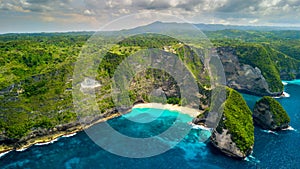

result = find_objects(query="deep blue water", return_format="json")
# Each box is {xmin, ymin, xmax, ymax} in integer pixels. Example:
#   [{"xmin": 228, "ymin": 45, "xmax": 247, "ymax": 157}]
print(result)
[{"xmin": 1, "ymin": 81, "xmax": 300, "ymax": 169}]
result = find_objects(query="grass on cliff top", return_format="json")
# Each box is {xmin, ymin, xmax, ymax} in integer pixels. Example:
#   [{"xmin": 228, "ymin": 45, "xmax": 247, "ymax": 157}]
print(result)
[
  {"xmin": 256, "ymin": 96, "xmax": 290, "ymax": 126},
  {"xmin": 217, "ymin": 88, "xmax": 254, "ymax": 153},
  {"xmin": 234, "ymin": 44, "xmax": 283, "ymax": 93}
]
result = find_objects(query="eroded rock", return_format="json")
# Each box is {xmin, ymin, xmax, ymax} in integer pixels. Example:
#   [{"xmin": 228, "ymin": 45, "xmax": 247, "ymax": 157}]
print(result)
[{"xmin": 253, "ymin": 96, "xmax": 290, "ymax": 130}]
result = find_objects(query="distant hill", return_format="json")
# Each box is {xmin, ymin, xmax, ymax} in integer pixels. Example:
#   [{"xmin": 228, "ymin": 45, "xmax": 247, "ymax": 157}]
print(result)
[
  {"xmin": 124, "ymin": 21, "xmax": 300, "ymax": 32},
  {"xmin": 195, "ymin": 23, "xmax": 300, "ymax": 31}
]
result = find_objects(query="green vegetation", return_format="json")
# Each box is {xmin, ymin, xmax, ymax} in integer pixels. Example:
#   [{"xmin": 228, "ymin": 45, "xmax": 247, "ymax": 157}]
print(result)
[
  {"xmin": 1, "ymin": 28, "xmax": 299, "ymax": 145},
  {"xmin": 97, "ymin": 34, "xmax": 209, "ymax": 109},
  {"xmin": 234, "ymin": 44, "xmax": 283, "ymax": 92},
  {"xmin": 255, "ymin": 96, "xmax": 290, "ymax": 126},
  {"xmin": 117, "ymin": 33, "xmax": 180, "ymax": 48},
  {"xmin": 0, "ymin": 33, "xmax": 209, "ymax": 140},
  {"xmin": 217, "ymin": 88, "xmax": 254, "ymax": 153},
  {"xmin": 166, "ymin": 97, "xmax": 181, "ymax": 105},
  {"xmin": 209, "ymin": 30, "xmax": 300, "ymax": 81},
  {"xmin": 0, "ymin": 34, "xmax": 88, "ymax": 139}
]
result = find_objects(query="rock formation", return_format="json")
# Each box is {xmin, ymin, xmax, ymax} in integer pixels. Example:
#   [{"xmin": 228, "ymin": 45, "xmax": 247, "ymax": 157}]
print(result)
[
  {"xmin": 210, "ymin": 88, "xmax": 254, "ymax": 159},
  {"xmin": 253, "ymin": 96, "xmax": 290, "ymax": 130},
  {"xmin": 217, "ymin": 47, "xmax": 282, "ymax": 96}
]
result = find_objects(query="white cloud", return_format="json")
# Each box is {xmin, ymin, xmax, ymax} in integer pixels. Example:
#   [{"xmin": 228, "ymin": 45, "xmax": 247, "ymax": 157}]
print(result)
[
  {"xmin": 83, "ymin": 9, "xmax": 94, "ymax": 15},
  {"xmin": 249, "ymin": 19, "xmax": 258, "ymax": 24},
  {"xmin": 0, "ymin": 0, "xmax": 300, "ymax": 33}
]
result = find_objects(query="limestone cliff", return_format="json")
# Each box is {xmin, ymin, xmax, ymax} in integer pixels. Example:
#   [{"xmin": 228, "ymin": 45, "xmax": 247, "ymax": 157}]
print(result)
[
  {"xmin": 253, "ymin": 96, "xmax": 290, "ymax": 130},
  {"xmin": 210, "ymin": 88, "xmax": 254, "ymax": 159},
  {"xmin": 217, "ymin": 47, "xmax": 282, "ymax": 96}
]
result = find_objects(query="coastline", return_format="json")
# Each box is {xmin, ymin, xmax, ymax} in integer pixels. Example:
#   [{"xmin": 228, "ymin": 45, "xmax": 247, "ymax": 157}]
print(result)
[
  {"xmin": 0, "ymin": 113, "xmax": 121, "ymax": 156},
  {"xmin": 0, "ymin": 103, "xmax": 202, "ymax": 157},
  {"xmin": 132, "ymin": 103, "xmax": 202, "ymax": 118},
  {"xmin": 282, "ymin": 79, "xmax": 300, "ymax": 85}
]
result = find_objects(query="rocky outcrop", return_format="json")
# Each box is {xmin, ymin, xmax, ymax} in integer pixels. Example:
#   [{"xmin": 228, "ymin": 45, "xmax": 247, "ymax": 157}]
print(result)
[
  {"xmin": 0, "ymin": 108, "xmax": 121, "ymax": 151},
  {"xmin": 211, "ymin": 129, "xmax": 253, "ymax": 159},
  {"xmin": 210, "ymin": 88, "xmax": 254, "ymax": 159},
  {"xmin": 217, "ymin": 47, "xmax": 282, "ymax": 96},
  {"xmin": 253, "ymin": 96, "xmax": 290, "ymax": 130}
]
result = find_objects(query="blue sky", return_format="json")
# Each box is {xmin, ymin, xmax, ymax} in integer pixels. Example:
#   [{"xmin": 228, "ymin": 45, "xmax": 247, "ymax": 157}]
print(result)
[{"xmin": 1, "ymin": 0, "xmax": 300, "ymax": 33}]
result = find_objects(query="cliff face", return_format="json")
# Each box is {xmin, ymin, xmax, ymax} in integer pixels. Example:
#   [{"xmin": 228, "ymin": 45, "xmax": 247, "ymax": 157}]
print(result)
[
  {"xmin": 210, "ymin": 88, "xmax": 254, "ymax": 159},
  {"xmin": 272, "ymin": 51, "xmax": 300, "ymax": 80},
  {"xmin": 253, "ymin": 96, "xmax": 290, "ymax": 130},
  {"xmin": 217, "ymin": 47, "xmax": 282, "ymax": 96},
  {"xmin": 210, "ymin": 129, "xmax": 252, "ymax": 159}
]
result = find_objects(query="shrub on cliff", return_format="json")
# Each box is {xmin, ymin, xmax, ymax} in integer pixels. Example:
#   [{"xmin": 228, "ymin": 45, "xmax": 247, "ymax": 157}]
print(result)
[
  {"xmin": 253, "ymin": 96, "xmax": 290, "ymax": 130},
  {"xmin": 214, "ymin": 88, "xmax": 254, "ymax": 155}
]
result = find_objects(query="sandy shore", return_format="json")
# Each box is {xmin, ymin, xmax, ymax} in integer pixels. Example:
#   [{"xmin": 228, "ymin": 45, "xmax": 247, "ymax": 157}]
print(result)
[{"xmin": 133, "ymin": 103, "xmax": 202, "ymax": 118}]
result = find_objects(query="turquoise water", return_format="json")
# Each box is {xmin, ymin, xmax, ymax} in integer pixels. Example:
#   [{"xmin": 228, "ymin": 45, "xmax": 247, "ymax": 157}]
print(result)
[{"xmin": 1, "ymin": 81, "xmax": 300, "ymax": 168}]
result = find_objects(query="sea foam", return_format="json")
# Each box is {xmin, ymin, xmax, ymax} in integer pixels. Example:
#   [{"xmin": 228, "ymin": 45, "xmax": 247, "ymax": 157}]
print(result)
[
  {"xmin": 273, "ymin": 91, "xmax": 290, "ymax": 98},
  {"xmin": 62, "ymin": 133, "xmax": 77, "ymax": 138},
  {"xmin": 260, "ymin": 129, "xmax": 279, "ymax": 135},
  {"xmin": 0, "ymin": 150, "xmax": 12, "ymax": 158},
  {"xmin": 282, "ymin": 126, "xmax": 297, "ymax": 131},
  {"xmin": 35, "ymin": 138, "xmax": 59, "ymax": 146},
  {"xmin": 16, "ymin": 147, "xmax": 28, "ymax": 152},
  {"xmin": 283, "ymin": 92, "xmax": 290, "ymax": 98},
  {"xmin": 191, "ymin": 124, "xmax": 212, "ymax": 132},
  {"xmin": 244, "ymin": 154, "xmax": 260, "ymax": 164}
]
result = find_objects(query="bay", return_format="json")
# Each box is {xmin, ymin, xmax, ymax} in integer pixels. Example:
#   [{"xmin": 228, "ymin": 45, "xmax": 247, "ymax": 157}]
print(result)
[{"xmin": 1, "ymin": 81, "xmax": 300, "ymax": 168}]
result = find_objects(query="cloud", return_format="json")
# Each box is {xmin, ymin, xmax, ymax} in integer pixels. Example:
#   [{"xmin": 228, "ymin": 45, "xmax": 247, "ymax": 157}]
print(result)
[
  {"xmin": 0, "ymin": 0, "xmax": 74, "ymax": 13},
  {"xmin": 176, "ymin": 0, "xmax": 205, "ymax": 11},
  {"xmin": 133, "ymin": 0, "xmax": 172, "ymax": 10},
  {"xmin": 83, "ymin": 9, "xmax": 94, "ymax": 15},
  {"xmin": 41, "ymin": 15, "xmax": 55, "ymax": 22},
  {"xmin": 1, "ymin": 0, "xmax": 300, "ymax": 33},
  {"xmin": 26, "ymin": 0, "xmax": 51, "ymax": 4}
]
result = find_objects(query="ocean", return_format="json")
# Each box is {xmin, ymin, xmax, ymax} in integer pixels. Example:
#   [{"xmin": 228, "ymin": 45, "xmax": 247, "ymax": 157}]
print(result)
[{"xmin": 1, "ymin": 81, "xmax": 300, "ymax": 169}]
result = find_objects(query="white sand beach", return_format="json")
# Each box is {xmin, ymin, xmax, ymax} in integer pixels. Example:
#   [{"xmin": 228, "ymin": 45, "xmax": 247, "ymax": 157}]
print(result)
[{"xmin": 132, "ymin": 103, "xmax": 202, "ymax": 118}]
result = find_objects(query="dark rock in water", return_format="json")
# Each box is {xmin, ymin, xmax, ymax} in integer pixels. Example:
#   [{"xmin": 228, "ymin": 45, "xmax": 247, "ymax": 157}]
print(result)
[
  {"xmin": 210, "ymin": 88, "xmax": 254, "ymax": 159},
  {"xmin": 253, "ymin": 96, "xmax": 290, "ymax": 130},
  {"xmin": 192, "ymin": 118, "xmax": 206, "ymax": 125}
]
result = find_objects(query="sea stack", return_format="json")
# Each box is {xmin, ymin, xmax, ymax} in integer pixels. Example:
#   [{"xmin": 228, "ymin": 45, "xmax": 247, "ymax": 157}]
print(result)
[
  {"xmin": 210, "ymin": 88, "xmax": 254, "ymax": 159},
  {"xmin": 253, "ymin": 96, "xmax": 290, "ymax": 130}
]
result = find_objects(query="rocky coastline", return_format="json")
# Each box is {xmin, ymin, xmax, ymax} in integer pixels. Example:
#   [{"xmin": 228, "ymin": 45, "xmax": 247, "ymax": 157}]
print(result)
[
  {"xmin": 0, "ymin": 110, "xmax": 121, "ymax": 155},
  {"xmin": 0, "ymin": 101, "xmax": 202, "ymax": 156}
]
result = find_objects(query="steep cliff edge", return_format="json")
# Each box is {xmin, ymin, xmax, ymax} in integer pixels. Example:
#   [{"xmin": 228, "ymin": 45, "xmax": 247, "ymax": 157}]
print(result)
[
  {"xmin": 253, "ymin": 96, "xmax": 290, "ymax": 130},
  {"xmin": 217, "ymin": 46, "xmax": 283, "ymax": 96},
  {"xmin": 210, "ymin": 88, "xmax": 254, "ymax": 159},
  {"xmin": 263, "ymin": 45, "xmax": 300, "ymax": 80}
]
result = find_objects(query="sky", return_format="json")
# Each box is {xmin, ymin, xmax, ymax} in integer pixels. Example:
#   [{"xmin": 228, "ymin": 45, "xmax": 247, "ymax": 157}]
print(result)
[{"xmin": 1, "ymin": 0, "xmax": 300, "ymax": 33}]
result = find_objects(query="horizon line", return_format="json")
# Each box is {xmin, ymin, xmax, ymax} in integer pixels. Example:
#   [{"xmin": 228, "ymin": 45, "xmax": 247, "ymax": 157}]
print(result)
[{"xmin": 1, "ymin": 21, "xmax": 300, "ymax": 35}]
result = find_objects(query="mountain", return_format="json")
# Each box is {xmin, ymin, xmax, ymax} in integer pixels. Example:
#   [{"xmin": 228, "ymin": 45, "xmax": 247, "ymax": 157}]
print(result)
[
  {"xmin": 195, "ymin": 23, "xmax": 300, "ymax": 31},
  {"xmin": 123, "ymin": 21, "xmax": 300, "ymax": 32}
]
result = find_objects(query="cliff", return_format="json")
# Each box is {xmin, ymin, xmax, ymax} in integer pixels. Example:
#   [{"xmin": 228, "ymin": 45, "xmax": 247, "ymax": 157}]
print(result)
[
  {"xmin": 253, "ymin": 96, "xmax": 290, "ymax": 130},
  {"xmin": 217, "ymin": 46, "xmax": 283, "ymax": 96},
  {"xmin": 210, "ymin": 88, "xmax": 254, "ymax": 159}
]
